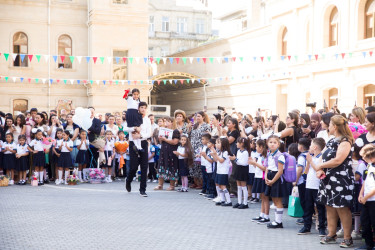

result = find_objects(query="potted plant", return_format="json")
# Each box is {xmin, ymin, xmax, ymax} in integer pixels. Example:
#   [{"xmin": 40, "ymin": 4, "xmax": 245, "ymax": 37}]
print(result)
[
  {"xmin": 88, "ymin": 168, "xmax": 106, "ymax": 184},
  {"xmin": 67, "ymin": 175, "xmax": 80, "ymax": 185}
]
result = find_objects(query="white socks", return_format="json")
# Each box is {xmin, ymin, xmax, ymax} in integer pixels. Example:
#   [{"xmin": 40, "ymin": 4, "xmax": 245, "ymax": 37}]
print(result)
[
  {"xmin": 219, "ymin": 189, "xmax": 225, "ymax": 202},
  {"xmin": 216, "ymin": 186, "xmax": 221, "ymax": 197},
  {"xmin": 78, "ymin": 171, "xmax": 82, "ymax": 181},
  {"xmin": 242, "ymin": 187, "xmax": 248, "ymax": 205},
  {"xmin": 223, "ymin": 189, "xmax": 231, "ymax": 203},
  {"xmin": 237, "ymin": 187, "xmax": 243, "ymax": 204},
  {"xmin": 39, "ymin": 171, "xmax": 43, "ymax": 182},
  {"xmin": 260, "ymin": 212, "xmax": 264, "ymax": 218},
  {"xmin": 58, "ymin": 170, "xmax": 63, "ymax": 181},
  {"xmin": 275, "ymin": 208, "xmax": 283, "ymax": 223},
  {"xmin": 134, "ymin": 139, "xmax": 142, "ymax": 150},
  {"xmin": 65, "ymin": 171, "xmax": 69, "ymax": 183}
]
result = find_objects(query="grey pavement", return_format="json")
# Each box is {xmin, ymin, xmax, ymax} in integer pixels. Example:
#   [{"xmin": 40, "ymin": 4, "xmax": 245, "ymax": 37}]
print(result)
[{"xmin": 0, "ymin": 181, "xmax": 364, "ymax": 250}]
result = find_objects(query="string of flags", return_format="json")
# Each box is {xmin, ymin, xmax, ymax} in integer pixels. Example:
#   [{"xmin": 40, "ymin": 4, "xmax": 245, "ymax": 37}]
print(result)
[
  {"xmin": 0, "ymin": 50, "xmax": 373, "ymax": 65},
  {"xmin": 0, "ymin": 72, "xmax": 293, "ymax": 85}
]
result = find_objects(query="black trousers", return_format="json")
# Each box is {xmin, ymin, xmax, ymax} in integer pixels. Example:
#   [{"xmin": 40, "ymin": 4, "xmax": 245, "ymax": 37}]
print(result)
[
  {"xmin": 148, "ymin": 162, "xmax": 157, "ymax": 180},
  {"xmin": 88, "ymin": 146, "xmax": 99, "ymax": 169},
  {"xmin": 207, "ymin": 173, "xmax": 215, "ymax": 195},
  {"xmin": 128, "ymin": 140, "xmax": 148, "ymax": 192},
  {"xmin": 361, "ymin": 201, "xmax": 375, "ymax": 248},
  {"xmin": 298, "ymin": 182, "xmax": 306, "ymax": 212},
  {"xmin": 303, "ymin": 188, "xmax": 326, "ymax": 230}
]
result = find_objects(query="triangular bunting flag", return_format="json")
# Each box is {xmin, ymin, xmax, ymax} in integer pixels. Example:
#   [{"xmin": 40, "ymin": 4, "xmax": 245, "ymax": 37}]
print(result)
[
  {"xmin": 288, "ymin": 56, "xmax": 291, "ymax": 61},
  {"xmin": 191, "ymin": 78, "xmax": 195, "ymax": 84},
  {"xmin": 20, "ymin": 54, "xmax": 26, "ymax": 62},
  {"xmin": 253, "ymin": 57, "xmax": 257, "ymax": 61},
  {"xmin": 96, "ymin": 80, "xmax": 100, "ymax": 85},
  {"xmin": 42, "ymin": 78, "xmax": 46, "ymax": 84},
  {"xmin": 77, "ymin": 56, "xmax": 82, "ymax": 64},
  {"xmin": 44, "ymin": 55, "xmax": 49, "ymax": 62},
  {"xmin": 182, "ymin": 58, "xmax": 187, "ymax": 64},
  {"xmin": 180, "ymin": 79, "xmax": 184, "ymax": 84},
  {"xmin": 335, "ymin": 54, "xmax": 339, "ymax": 60},
  {"xmin": 107, "ymin": 57, "xmax": 112, "ymax": 64},
  {"xmin": 36, "ymin": 55, "xmax": 41, "ymax": 62},
  {"xmin": 60, "ymin": 55, "xmax": 65, "ymax": 62},
  {"xmin": 197, "ymin": 79, "xmax": 201, "ymax": 84},
  {"xmin": 123, "ymin": 57, "xmax": 127, "ymax": 64},
  {"xmin": 314, "ymin": 54, "xmax": 318, "ymax": 60},
  {"xmin": 57, "ymin": 79, "xmax": 60, "ymax": 84},
  {"xmin": 169, "ymin": 79, "xmax": 173, "ymax": 84},
  {"xmin": 294, "ymin": 55, "xmax": 298, "ymax": 61},
  {"xmin": 156, "ymin": 58, "xmax": 161, "ymax": 64},
  {"xmin": 281, "ymin": 56, "xmax": 285, "ymax": 61},
  {"xmin": 115, "ymin": 80, "xmax": 118, "ymax": 85},
  {"xmin": 121, "ymin": 80, "xmax": 124, "ymax": 85},
  {"xmin": 143, "ymin": 57, "xmax": 148, "ymax": 64},
  {"xmin": 20, "ymin": 77, "xmax": 24, "ymax": 82},
  {"xmin": 162, "ymin": 58, "xmax": 167, "ymax": 64},
  {"xmin": 4, "ymin": 53, "xmax": 9, "ymax": 61},
  {"xmin": 216, "ymin": 57, "xmax": 221, "ymax": 63},
  {"xmin": 99, "ymin": 57, "xmax": 104, "ymax": 64},
  {"xmin": 260, "ymin": 57, "xmax": 264, "ymax": 62},
  {"xmin": 35, "ymin": 78, "xmax": 38, "ymax": 83},
  {"xmin": 64, "ymin": 79, "xmax": 67, "ymax": 84},
  {"xmin": 115, "ymin": 57, "xmax": 120, "ymax": 64},
  {"xmin": 232, "ymin": 57, "xmax": 236, "ymax": 62},
  {"xmin": 103, "ymin": 80, "xmax": 106, "ymax": 85},
  {"xmin": 308, "ymin": 55, "xmax": 312, "ymax": 61},
  {"xmin": 129, "ymin": 57, "xmax": 133, "ymax": 64},
  {"xmin": 189, "ymin": 57, "xmax": 193, "ymax": 64},
  {"xmin": 28, "ymin": 54, "xmax": 33, "ymax": 62},
  {"xmin": 135, "ymin": 57, "xmax": 140, "ymax": 64},
  {"xmin": 53, "ymin": 55, "xmax": 58, "ymax": 62},
  {"xmin": 370, "ymin": 51, "xmax": 373, "ymax": 56},
  {"xmin": 197, "ymin": 58, "xmax": 200, "ymax": 63},
  {"xmin": 69, "ymin": 56, "xmax": 75, "ymax": 63},
  {"xmin": 362, "ymin": 52, "xmax": 367, "ymax": 58},
  {"xmin": 157, "ymin": 80, "xmax": 161, "ymax": 85},
  {"xmin": 70, "ymin": 79, "xmax": 74, "ymax": 84},
  {"xmin": 12, "ymin": 54, "xmax": 18, "ymax": 61},
  {"xmin": 169, "ymin": 58, "xmax": 173, "ymax": 64},
  {"xmin": 163, "ymin": 80, "xmax": 167, "ymax": 85},
  {"xmin": 209, "ymin": 57, "xmax": 214, "ymax": 63},
  {"xmin": 77, "ymin": 80, "xmax": 81, "ymax": 84},
  {"xmin": 186, "ymin": 79, "xmax": 190, "ymax": 83},
  {"xmin": 341, "ymin": 53, "xmax": 345, "ymax": 59},
  {"xmin": 12, "ymin": 77, "xmax": 17, "ymax": 83},
  {"xmin": 93, "ymin": 57, "xmax": 98, "ymax": 64},
  {"xmin": 239, "ymin": 57, "xmax": 244, "ymax": 62},
  {"xmin": 173, "ymin": 79, "xmax": 177, "ymax": 84},
  {"xmin": 86, "ymin": 56, "xmax": 90, "ymax": 63},
  {"xmin": 176, "ymin": 58, "xmax": 180, "ymax": 64},
  {"xmin": 202, "ymin": 58, "xmax": 207, "ymax": 63},
  {"xmin": 267, "ymin": 56, "xmax": 271, "ymax": 62},
  {"xmin": 224, "ymin": 57, "xmax": 229, "ymax": 63},
  {"xmin": 5, "ymin": 77, "xmax": 8, "ymax": 82},
  {"xmin": 27, "ymin": 78, "xmax": 31, "ymax": 83},
  {"xmin": 49, "ymin": 79, "xmax": 53, "ymax": 84},
  {"xmin": 349, "ymin": 53, "xmax": 352, "ymax": 58}
]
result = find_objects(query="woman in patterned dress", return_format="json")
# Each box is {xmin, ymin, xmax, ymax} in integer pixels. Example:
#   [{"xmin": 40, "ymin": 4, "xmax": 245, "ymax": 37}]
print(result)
[
  {"xmin": 316, "ymin": 115, "xmax": 355, "ymax": 247},
  {"xmin": 174, "ymin": 110, "xmax": 191, "ymax": 136},
  {"xmin": 189, "ymin": 111, "xmax": 211, "ymax": 189}
]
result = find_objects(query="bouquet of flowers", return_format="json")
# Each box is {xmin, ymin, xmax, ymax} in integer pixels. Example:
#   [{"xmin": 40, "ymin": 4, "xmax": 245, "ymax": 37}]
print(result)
[
  {"xmin": 91, "ymin": 136, "xmax": 106, "ymax": 165},
  {"xmin": 348, "ymin": 122, "xmax": 367, "ymax": 139},
  {"xmin": 115, "ymin": 141, "xmax": 129, "ymax": 169},
  {"xmin": 42, "ymin": 137, "xmax": 55, "ymax": 152},
  {"xmin": 88, "ymin": 168, "xmax": 106, "ymax": 184},
  {"xmin": 67, "ymin": 175, "xmax": 80, "ymax": 185}
]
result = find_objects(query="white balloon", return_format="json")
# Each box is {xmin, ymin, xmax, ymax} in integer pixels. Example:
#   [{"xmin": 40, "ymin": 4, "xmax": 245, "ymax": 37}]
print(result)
[
  {"xmin": 72, "ymin": 115, "xmax": 83, "ymax": 127},
  {"xmin": 82, "ymin": 117, "xmax": 93, "ymax": 131},
  {"xmin": 83, "ymin": 108, "xmax": 91, "ymax": 118},
  {"xmin": 75, "ymin": 107, "xmax": 85, "ymax": 118}
]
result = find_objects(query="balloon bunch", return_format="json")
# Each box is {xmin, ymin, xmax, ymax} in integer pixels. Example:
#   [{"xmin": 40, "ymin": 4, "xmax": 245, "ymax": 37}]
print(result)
[{"xmin": 72, "ymin": 107, "xmax": 92, "ymax": 131}]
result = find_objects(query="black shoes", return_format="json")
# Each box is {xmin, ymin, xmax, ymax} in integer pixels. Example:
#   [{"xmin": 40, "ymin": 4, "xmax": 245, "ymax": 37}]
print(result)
[
  {"xmin": 140, "ymin": 191, "xmax": 148, "ymax": 197},
  {"xmin": 216, "ymin": 201, "xmax": 224, "ymax": 206},
  {"xmin": 252, "ymin": 216, "xmax": 262, "ymax": 222},
  {"xmin": 297, "ymin": 226, "xmax": 311, "ymax": 235},
  {"xmin": 319, "ymin": 229, "xmax": 327, "ymax": 237},
  {"xmin": 221, "ymin": 202, "xmax": 233, "ymax": 207},
  {"xmin": 125, "ymin": 179, "xmax": 131, "ymax": 192},
  {"xmin": 238, "ymin": 204, "xmax": 249, "ymax": 209},
  {"xmin": 267, "ymin": 221, "xmax": 284, "ymax": 229},
  {"xmin": 233, "ymin": 203, "xmax": 240, "ymax": 208}
]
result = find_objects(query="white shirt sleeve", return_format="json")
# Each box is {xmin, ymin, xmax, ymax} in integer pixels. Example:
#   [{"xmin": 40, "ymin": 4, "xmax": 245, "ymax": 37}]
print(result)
[
  {"xmin": 236, "ymin": 150, "xmax": 249, "ymax": 166},
  {"xmin": 222, "ymin": 151, "xmax": 228, "ymax": 160},
  {"xmin": 278, "ymin": 154, "xmax": 285, "ymax": 165},
  {"xmin": 297, "ymin": 155, "xmax": 306, "ymax": 168},
  {"xmin": 140, "ymin": 117, "xmax": 152, "ymax": 139}
]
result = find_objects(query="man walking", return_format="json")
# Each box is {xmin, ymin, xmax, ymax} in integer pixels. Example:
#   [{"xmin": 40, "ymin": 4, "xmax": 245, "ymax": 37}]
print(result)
[{"xmin": 125, "ymin": 102, "xmax": 152, "ymax": 197}]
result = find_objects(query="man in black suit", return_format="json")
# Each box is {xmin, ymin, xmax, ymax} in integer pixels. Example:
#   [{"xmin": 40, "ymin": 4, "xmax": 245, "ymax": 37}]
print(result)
[{"xmin": 87, "ymin": 107, "xmax": 102, "ymax": 168}]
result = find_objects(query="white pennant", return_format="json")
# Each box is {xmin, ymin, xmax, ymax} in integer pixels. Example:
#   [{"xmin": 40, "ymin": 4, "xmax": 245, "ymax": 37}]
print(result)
[
  {"xmin": 189, "ymin": 57, "xmax": 193, "ymax": 64},
  {"xmin": 216, "ymin": 57, "xmax": 221, "ymax": 64},
  {"xmin": 191, "ymin": 78, "xmax": 195, "ymax": 83},
  {"xmin": 169, "ymin": 79, "xmax": 173, "ymax": 84},
  {"xmin": 96, "ymin": 80, "xmax": 99, "ymax": 85},
  {"xmin": 42, "ymin": 78, "xmax": 46, "ymax": 84},
  {"xmin": 76, "ymin": 56, "xmax": 82, "ymax": 64},
  {"xmin": 107, "ymin": 57, "xmax": 112, "ymax": 64},
  {"xmin": 215, "ymin": 77, "xmax": 218, "ymax": 82},
  {"xmin": 44, "ymin": 55, "xmax": 49, "ymax": 62},
  {"xmin": 12, "ymin": 54, "xmax": 18, "ymax": 61},
  {"xmin": 12, "ymin": 77, "xmax": 17, "ymax": 82},
  {"xmin": 162, "ymin": 58, "xmax": 167, "ymax": 64},
  {"xmin": 135, "ymin": 57, "xmax": 140, "ymax": 64},
  {"xmin": 70, "ymin": 79, "xmax": 74, "ymax": 85},
  {"xmin": 121, "ymin": 80, "xmax": 125, "ymax": 85}
]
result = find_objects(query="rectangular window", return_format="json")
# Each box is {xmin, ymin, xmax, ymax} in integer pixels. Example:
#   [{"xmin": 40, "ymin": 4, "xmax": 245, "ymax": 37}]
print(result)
[
  {"xmin": 113, "ymin": 0, "xmax": 128, "ymax": 4},
  {"xmin": 162, "ymin": 16, "xmax": 170, "ymax": 32},
  {"xmin": 149, "ymin": 16, "xmax": 154, "ymax": 32},
  {"xmin": 196, "ymin": 19, "xmax": 204, "ymax": 34},
  {"xmin": 161, "ymin": 47, "xmax": 169, "ymax": 57},
  {"xmin": 113, "ymin": 50, "xmax": 128, "ymax": 80},
  {"xmin": 177, "ymin": 17, "xmax": 187, "ymax": 33}
]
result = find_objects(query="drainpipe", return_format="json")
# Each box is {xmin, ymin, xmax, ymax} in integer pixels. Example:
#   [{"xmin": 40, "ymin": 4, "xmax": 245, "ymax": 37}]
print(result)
[
  {"xmin": 85, "ymin": 0, "xmax": 90, "ymax": 106},
  {"xmin": 203, "ymin": 83, "xmax": 208, "ymax": 109},
  {"xmin": 47, "ymin": 0, "xmax": 51, "ymax": 110}
]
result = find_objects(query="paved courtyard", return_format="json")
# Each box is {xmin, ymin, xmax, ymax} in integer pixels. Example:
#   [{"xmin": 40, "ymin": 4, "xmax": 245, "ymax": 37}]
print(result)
[{"xmin": 0, "ymin": 181, "xmax": 363, "ymax": 250}]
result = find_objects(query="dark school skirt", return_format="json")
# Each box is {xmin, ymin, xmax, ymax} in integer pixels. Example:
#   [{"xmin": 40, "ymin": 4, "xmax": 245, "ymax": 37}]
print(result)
[
  {"xmin": 57, "ymin": 152, "xmax": 73, "ymax": 168},
  {"xmin": 234, "ymin": 165, "xmax": 249, "ymax": 182},
  {"xmin": 215, "ymin": 173, "xmax": 229, "ymax": 186},
  {"xmin": 52, "ymin": 148, "xmax": 61, "ymax": 164},
  {"xmin": 126, "ymin": 109, "xmax": 143, "ymax": 127},
  {"xmin": 16, "ymin": 156, "xmax": 29, "ymax": 171},
  {"xmin": 179, "ymin": 159, "xmax": 189, "ymax": 177},
  {"xmin": 252, "ymin": 177, "xmax": 266, "ymax": 193},
  {"xmin": 33, "ymin": 151, "xmax": 46, "ymax": 167},
  {"xmin": 3, "ymin": 154, "xmax": 16, "ymax": 170},
  {"xmin": 0, "ymin": 152, "xmax": 3, "ymax": 169},
  {"xmin": 247, "ymin": 173, "xmax": 255, "ymax": 185},
  {"xmin": 264, "ymin": 171, "xmax": 285, "ymax": 198},
  {"xmin": 102, "ymin": 151, "xmax": 113, "ymax": 167},
  {"xmin": 76, "ymin": 150, "xmax": 88, "ymax": 165}
]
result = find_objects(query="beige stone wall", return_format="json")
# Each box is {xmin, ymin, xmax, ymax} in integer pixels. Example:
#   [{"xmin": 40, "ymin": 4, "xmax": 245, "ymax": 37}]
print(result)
[{"xmin": 0, "ymin": 0, "xmax": 149, "ymax": 115}]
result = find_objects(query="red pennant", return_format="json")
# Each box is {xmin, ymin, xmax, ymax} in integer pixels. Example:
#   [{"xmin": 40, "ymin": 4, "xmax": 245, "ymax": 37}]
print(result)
[
  {"xmin": 109, "ymin": 80, "xmax": 112, "ymax": 85},
  {"xmin": 157, "ymin": 80, "xmax": 161, "ymax": 85},
  {"xmin": 150, "ymin": 57, "xmax": 153, "ymax": 64},
  {"xmin": 370, "ymin": 51, "xmax": 373, "ymax": 56},
  {"xmin": 268, "ymin": 74, "xmax": 270, "ymax": 77},
  {"xmin": 260, "ymin": 57, "xmax": 264, "ymax": 62},
  {"xmin": 83, "ymin": 80, "xmax": 87, "ymax": 84},
  {"xmin": 27, "ymin": 78, "xmax": 31, "ymax": 83},
  {"xmin": 232, "ymin": 57, "xmax": 236, "ymax": 62},
  {"xmin": 225, "ymin": 77, "xmax": 229, "ymax": 80},
  {"xmin": 60, "ymin": 55, "xmax": 65, "ymax": 62},
  {"xmin": 288, "ymin": 55, "xmax": 291, "ymax": 61},
  {"xmin": 93, "ymin": 57, "xmax": 98, "ymax": 64},
  {"xmin": 176, "ymin": 58, "xmax": 180, "ymax": 64},
  {"xmin": 314, "ymin": 54, "xmax": 318, "ymax": 60},
  {"xmin": 247, "ymin": 75, "xmax": 250, "ymax": 79},
  {"xmin": 28, "ymin": 55, "xmax": 33, "ymax": 62},
  {"xmin": 202, "ymin": 58, "xmax": 207, "ymax": 63},
  {"xmin": 57, "ymin": 79, "xmax": 60, "ymax": 83},
  {"xmin": 341, "ymin": 53, "xmax": 345, "ymax": 59},
  {"xmin": 122, "ymin": 57, "xmax": 127, "ymax": 64},
  {"xmin": 134, "ymin": 80, "xmax": 137, "ymax": 85},
  {"xmin": 180, "ymin": 79, "xmax": 183, "ymax": 84}
]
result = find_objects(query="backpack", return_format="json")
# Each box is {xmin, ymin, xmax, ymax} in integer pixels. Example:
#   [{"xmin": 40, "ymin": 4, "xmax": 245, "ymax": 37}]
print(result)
[{"xmin": 265, "ymin": 151, "xmax": 297, "ymax": 183}]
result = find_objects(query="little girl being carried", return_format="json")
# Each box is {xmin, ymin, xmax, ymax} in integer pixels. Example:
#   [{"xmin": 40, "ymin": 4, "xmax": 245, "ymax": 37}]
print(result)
[{"xmin": 123, "ymin": 88, "xmax": 143, "ymax": 153}]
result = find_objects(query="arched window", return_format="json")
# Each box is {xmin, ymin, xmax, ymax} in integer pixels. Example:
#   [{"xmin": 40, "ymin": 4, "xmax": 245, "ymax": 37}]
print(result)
[
  {"xmin": 281, "ymin": 28, "xmax": 288, "ymax": 56},
  {"xmin": 13, "ymin": 32, "xmax": 28, "ymax": 67},
  {"xmin": 366, "ymin": 0, "xmax": 375, "ymax": 38},
  {"xmin": 58, "ymin": 35, "xmax": 72, "ymax": 69},
  {"xmin": 329, "ymin": 7, "xmax": 339, "ymax": 46}
]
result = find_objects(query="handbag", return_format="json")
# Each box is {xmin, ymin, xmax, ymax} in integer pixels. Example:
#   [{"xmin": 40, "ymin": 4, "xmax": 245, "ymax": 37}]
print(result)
[{"xmin": 288, "ymin": 186, "xmax": 304, "ymax": 217}]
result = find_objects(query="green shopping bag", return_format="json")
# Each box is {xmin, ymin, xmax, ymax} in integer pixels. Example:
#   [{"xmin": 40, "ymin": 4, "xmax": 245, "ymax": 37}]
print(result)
[{"xmin": 288, "ymin": 195, "xmax": 304, "ymax": 217}]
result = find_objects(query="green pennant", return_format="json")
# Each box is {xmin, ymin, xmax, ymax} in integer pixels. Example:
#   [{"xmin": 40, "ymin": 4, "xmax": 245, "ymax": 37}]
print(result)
[
  {"xmin": 140, "ymin": 80, "xmax": 143, "ymax": 84},
  {"xmin": 100, "ymin": 57, "xmax": 104, "ymax": 64},
  {"xmin": 5, "ymin": 76, "xmax": 9, "ymax": 82},
  {"xmin": 186, "ymin": 79, "xmax": 190, "ymax": 83},
  {"xmin": 231, "ymin": 76, "xmax": 234, "ymax": 80},
  {"xmin": 182, "ymin": 58, "xmax": 187, "ymax": 64},
  {"xmin": 36, "ymin": 55, "xmax": 41, "ymax": 62},
  {"xmin": 267, "ymin": 56, "xmax": 271, "ymax": 62},
  {"xmin": 239, "ymin": 57, "xmax": 243, "ymax": 62},
  {"xmin": 4, "ymin": 53, "xmax": 9, "ymax": 61},
  {"xmin": 322, "ymin": 54, "xmax": 326, "ymax": 59},
  {"xmin": 116, "ymin": 80, "xmax": 118, "ymax": 85},
  {"xmin": 349, "ymin": 52, "xmax": 353, "ymax": 58},
  {"xmin": 209, "ymin": 57, "xmax": 214, "ymax": 63},
  {"xmin": 69, "ymin": 56, "xmax": 75, "ymax": 63},
  {"xmin": 294, "ymin": 55, "xmax": 298, "ymax": 61},
  {"xmin": 35, "ymin": 78, "xmax": 39, "ymax": 83},
  {"xmin": 163, "ymin": 80, "xmax": 166, "ymax": 85},
  {"xmin": 90, "ymin": 80, "xmax": 93, "ymax": 85},
  {"xmin": 63, "ymin": 79, "xmax": 67, "ymax": 84},
  {"xmin": 156, "ymin": 58, "xmax": 160, "ymax": 64},
  {"xmin": 129, "ymin": 57, "xmax": 133, "ymax": 64}
]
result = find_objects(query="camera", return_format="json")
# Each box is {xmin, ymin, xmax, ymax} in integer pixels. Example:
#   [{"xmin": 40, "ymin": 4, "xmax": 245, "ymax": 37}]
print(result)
[
  {"xmin": 306, "ymin": 102, "xmax": 316, "ymax": 108},
  {"xmin": 218, "ymin": 106, "xmax": 225, "ymax": 111}
]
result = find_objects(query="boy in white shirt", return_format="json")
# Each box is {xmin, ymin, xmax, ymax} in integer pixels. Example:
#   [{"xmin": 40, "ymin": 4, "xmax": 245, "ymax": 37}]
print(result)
[
  {"xmin": 298, "ymin": 138, "xmax": 327, "ymax": 236},
  {"xmin": 358, "ymin": 144, "xmax": 375, "ymax": 250}
]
